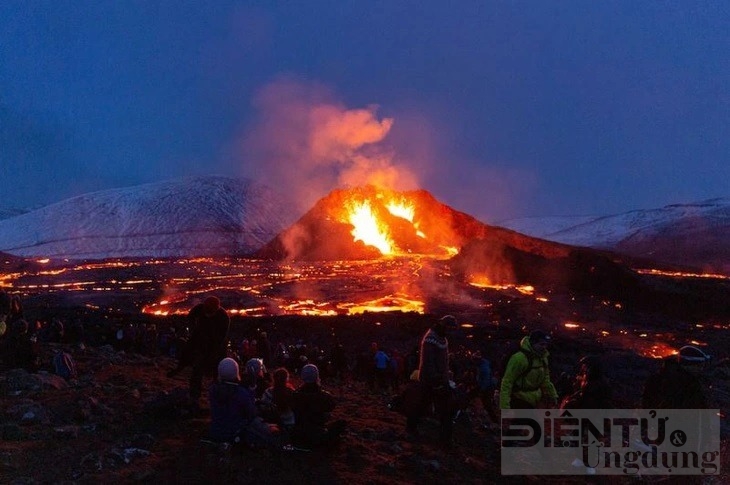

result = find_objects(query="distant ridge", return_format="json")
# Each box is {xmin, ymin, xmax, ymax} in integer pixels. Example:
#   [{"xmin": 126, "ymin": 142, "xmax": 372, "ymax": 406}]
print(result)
[
  {"xmin": 499, "ymin": 198, "xmax": 730, "ymax": 274},
  {"xmin": 0, "ymin": 176, "xmax": 296, "ymax": 260}
]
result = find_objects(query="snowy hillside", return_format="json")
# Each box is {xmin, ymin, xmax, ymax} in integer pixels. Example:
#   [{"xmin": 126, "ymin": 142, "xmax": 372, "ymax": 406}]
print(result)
[
  {"xmin": 500, "ymin": 198, "xmax": 730, "ymax": 273},
  {"xmin": 0, "ymin": 176, "xmax": 296, "ymax": 259}
]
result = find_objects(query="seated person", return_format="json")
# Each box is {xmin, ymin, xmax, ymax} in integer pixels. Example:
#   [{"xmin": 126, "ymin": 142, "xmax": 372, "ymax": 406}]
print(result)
[
  {"xmin": 244, "ymin": 357, "xmax": 270, "ymax": 399},
  {"xmin": 208, "ymin": 358, "xmax": 279, "ymax": 447},
  {"xmin": 260, "ymin": 367, "xmax": 295, "ymax": 430},
  {"xmin": 291, "ymin": 364, "xmax": 346, "ymax": 448}
]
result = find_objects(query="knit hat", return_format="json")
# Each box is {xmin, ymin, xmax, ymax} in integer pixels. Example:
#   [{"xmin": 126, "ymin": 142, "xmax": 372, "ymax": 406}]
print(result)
[
  {"xmin": 245, "ymin": 358, "xmax": 265, "ymax": 377},
  {"xmin": 439, "ymin": 315, "xmax": 458, "ymax": 328},
  {"xmin": 529, "ymin": 330, "xmax": 551, "ymax": 345},
  {"xmin": 203, "ymin": 296, "xmax": 220, "ymax": 312},
  {"xmin": 677, "ymin": 345, "xmax": 711, "ymax": 365},
  {"xmin": 218, "ymin": 357, "xmax": 240, "ymax": 382},
  {"xmin": 300, "ymin": 364, "xmax": 320, "ymax": 384}
]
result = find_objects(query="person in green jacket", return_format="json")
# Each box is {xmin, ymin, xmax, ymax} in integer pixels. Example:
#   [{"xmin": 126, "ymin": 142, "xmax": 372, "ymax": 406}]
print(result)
[{"xmin": 500, "ymin": 330, "xmax": 558, "ymax": 409}]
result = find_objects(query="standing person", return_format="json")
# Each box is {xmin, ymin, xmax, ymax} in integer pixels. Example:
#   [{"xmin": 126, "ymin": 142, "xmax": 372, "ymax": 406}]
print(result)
[
  {"xmin": 178, "ymin": 296, "xmax": 230, "ymax": 409},
  {"xmin": 406, "ymin": 314, "xmax": 459, "ymax": 447},
  {"xmin": 373, "ymin": 347, "xmax": 391, "ymax": 392},
  {"xmin": 256, "ymin": 331, "xmax": 272, "ymax": 368},
  {"xmin": 472, "ymin": 350, "xmax": 500, "ymax": 426},
  {"xmin": 500, "ymin": 330, "xmax": 558, "ymax": 410},
  {"xmin": 390, "ymin": 349, "xmax": 403, "ymax": 392},
  {"xmin": 330, "ymin": 343, "xmax": 348, "ymax": 383}
]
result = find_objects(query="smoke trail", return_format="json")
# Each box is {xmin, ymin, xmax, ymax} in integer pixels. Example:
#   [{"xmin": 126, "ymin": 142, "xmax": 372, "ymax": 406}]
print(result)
[{"xmin": 239, "ymin": 77, "xmax": 418, "ymax": 211}]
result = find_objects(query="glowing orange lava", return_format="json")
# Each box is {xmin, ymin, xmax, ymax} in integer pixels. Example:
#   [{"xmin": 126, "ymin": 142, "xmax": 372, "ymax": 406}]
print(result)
[
  {"xmin": 348, "ymin": 201, "xmax": 394, "ymax": 254},
  {"xmin": 469, "ymin": 276, "xmax": 535, "ymax": 295}
]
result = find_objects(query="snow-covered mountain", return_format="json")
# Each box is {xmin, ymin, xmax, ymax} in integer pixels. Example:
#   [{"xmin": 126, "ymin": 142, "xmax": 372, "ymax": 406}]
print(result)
[
  {"xmin": 0, "ymin": 176, "xmax": 296, "ymax": 259},
  {"xmin": 0, "ymin": 208, "xmax": 30, "ymax": 221},
  {"xmin": 1, "ymin": 176, "xmax": 727, "ymax": 273},
  {"xmin": 499, "ymin": 198, "xmax": 730, "ymax": 274}
]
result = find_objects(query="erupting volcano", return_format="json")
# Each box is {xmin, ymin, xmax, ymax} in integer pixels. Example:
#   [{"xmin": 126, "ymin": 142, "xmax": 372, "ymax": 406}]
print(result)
[
  {"xmin": 255, "ymin": 185, "xmax": 569, "ymax": 262},
  {"xmin": 254, "ymin": 185, "xmax": 642, "ymax": 296}
]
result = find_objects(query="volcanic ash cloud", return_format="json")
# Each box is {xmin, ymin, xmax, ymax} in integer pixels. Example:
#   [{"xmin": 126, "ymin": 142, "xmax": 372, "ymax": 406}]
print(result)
[{"xmin": 241, "ymin": 78, "xmax": 419, "ymax": 210}]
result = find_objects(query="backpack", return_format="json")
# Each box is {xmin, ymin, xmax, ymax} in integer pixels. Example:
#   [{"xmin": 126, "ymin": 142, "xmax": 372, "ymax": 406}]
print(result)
[
  {"xmin": 53, "ymin": 351, "xmax": 77, "ymax": 380},
  {"xmin": 498, "ymin": 346, "xmax": 535, "ymax": 388}
]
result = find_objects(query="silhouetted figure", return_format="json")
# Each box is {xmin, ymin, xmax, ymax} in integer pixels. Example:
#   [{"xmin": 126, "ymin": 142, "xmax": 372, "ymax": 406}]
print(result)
[
  {"xmin": 167, "ymin": 296, "xmax": 230, "ymax": 406},
  {"xmin": 0, "ymin": 292, "xmax": 9, "ymax": 346},
  {"xmin": 256, "ymin": 331, "xmax": 272, "ymax": 367},
  {"xmin": 373, "ymin": 347, "xmax": 391, "ymax": 392},
  {"xmin": 642, "ymin": 347, "xmax": 710, "ymax": 409},
  {"xmin": 406, "ymin": 315, "xmax": 459, "ymax": 447},
  {"xmin": 2, "ymin": 320, "xmax": 39, "ymax": 372},
  {"xmin": 291, "ymin": 364, "xmax": 346, "ymax": 448},
  {"xmin": 472, "ymin": 350, "xmax": 500, "ymax": 424},
  {"xmin": 330, "ymin": 343, "xmax": 348, "ymax": 383},
  {"xmin": 243, "ymin": 357, "xmax": 269, "ymax": 399},
  {"xmin": 260, "ymin": 367, "xmax": 296, "ymax": 430}
]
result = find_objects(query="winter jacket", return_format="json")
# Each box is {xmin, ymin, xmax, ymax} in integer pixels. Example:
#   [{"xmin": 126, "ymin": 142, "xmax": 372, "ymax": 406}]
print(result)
[
  {"xmin": 291, "ymin": 383, "xmax": 335, "ymax": 429},
  {"xmin": 418, "ymin": 328, "xmax": 449, "ymax": 388},
  {"xmin": 187, "ymin": 304, "xmax": 230, "ymax": 370},
  {"xmin": 261, "ymin": 384, "xmax": 296, "ymax": 426},
  {"xmin": 499, "ymin": 336, "xmax": 558, "ymax": 409},
  {"xmin": 476, "ymin": 358, "xmax": 495, "ymax": 391},
  {"xmin": 641, "ymin": 361, "xmax": 708, "ymax": 409},
  {"xmin": 208, "ymin": 381, "xmax": 257, "ymax": 442},
  {"xmin": 374, "ymin": 350, "xmax": 390, "ymax": 370}
]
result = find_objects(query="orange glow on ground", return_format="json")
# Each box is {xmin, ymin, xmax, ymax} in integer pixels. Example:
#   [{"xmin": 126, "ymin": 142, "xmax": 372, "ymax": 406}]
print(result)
[
  {"xmin": 637, "ymin": 268, "xmax": 730, "ymax": 280},
  {"xmin": 469, "ymin": 276, "xmax": 535, "ymax": 296}
]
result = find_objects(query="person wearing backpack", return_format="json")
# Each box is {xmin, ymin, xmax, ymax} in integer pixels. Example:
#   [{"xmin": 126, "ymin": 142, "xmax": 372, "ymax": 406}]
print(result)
[{"xmin": 499, "ymin": 330, "xmax": 558, "ymax": 409}]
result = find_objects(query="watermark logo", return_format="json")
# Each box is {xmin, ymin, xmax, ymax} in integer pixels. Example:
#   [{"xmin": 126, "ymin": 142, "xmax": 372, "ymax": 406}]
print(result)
[{"xmin": 501, "ymin": 409, "xmax": 720, "ymax": 475}]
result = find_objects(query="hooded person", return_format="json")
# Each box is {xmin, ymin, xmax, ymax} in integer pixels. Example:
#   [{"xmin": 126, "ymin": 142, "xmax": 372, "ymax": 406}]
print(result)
[
  {"xmin": 499, "ymin": 330, "xmax": 558, "ymax": 409},
  {"xmin": 208, "ymin": 357, "xmax": 279, "ymax": 446}
]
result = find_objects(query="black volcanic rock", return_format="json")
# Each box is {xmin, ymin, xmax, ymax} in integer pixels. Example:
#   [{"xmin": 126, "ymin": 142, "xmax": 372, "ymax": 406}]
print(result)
[
  {"xmin": 616, "ymin": 217, "xmax": 730, "ymax": 274},
  {"xmin": 449, "ymin": 237, "xmax": 642, "ymax": 299}
]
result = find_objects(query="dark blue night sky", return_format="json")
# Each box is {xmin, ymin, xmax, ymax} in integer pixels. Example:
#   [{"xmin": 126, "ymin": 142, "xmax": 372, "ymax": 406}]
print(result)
[{"xmin": 1, "ymin": 1, "xmax": 728, "ymax": 221}]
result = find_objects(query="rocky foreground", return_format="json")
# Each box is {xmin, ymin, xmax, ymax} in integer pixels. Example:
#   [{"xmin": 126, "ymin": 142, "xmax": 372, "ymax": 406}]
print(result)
[{"xmin": 1, "ymin": 313, "xmax": 729, "ymax": 484}]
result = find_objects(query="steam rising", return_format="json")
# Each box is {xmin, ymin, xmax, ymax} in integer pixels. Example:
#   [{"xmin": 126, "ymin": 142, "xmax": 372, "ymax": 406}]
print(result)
[{"xmin": 240, "ymin": 77, "xmax": 419, "ymax": 212}]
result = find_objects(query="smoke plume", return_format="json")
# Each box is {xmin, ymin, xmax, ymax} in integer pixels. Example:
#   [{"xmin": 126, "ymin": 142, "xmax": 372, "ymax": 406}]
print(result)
[{"xmin": 239, "ymin": 77, "xmax": 419, "ymax": 212}]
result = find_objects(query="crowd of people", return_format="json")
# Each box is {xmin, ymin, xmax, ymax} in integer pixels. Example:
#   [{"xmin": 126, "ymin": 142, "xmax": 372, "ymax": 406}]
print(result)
[{"xmin": 0, "ymin": 290, "xmax": 718, "ymax": 455}]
